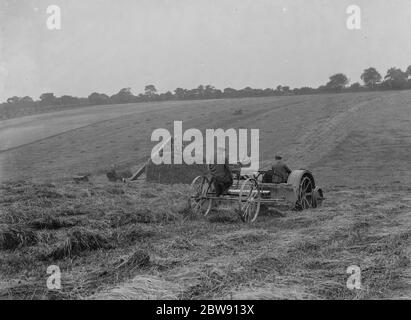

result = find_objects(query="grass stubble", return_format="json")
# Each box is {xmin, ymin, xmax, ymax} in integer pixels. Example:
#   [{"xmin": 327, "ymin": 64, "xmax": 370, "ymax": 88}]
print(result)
[{"xmin": 0, "ymin": 180, "xmax": 409, "ymax": 300}]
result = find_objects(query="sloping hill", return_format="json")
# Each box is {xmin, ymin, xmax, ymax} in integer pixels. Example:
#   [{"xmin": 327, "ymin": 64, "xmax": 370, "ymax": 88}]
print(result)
[
  {"xmin": 2, "ymin": 91, "xmax": 409, "ymax": 186},
  {"xmin": 0, "ymin": 91, "xmax": 410, "ymax": 299}
]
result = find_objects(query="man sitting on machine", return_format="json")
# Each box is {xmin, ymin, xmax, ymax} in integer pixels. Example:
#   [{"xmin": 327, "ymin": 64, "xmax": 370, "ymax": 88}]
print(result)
[
  {"xmin": 262, "ymin": 155, "xmax": 292, "ymax": 184},
  {"xmin": 272, "ymin": 155, "xmax": 292, "ymax": 183},
  {"xmin": 208, "ymin": 151, "xmax": 234, "ymax": 197}
]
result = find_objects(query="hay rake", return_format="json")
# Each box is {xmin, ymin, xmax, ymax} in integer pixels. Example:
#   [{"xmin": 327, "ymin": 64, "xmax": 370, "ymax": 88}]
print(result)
[{"xmin": 189, "ymin": 169, "xmax": 324, "ymax": 223}]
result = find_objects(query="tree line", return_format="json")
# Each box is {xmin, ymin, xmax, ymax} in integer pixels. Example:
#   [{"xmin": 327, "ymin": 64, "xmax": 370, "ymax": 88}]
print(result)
[{"xmin": 3, "ymin": 65, "xmax": 411, "ymax": 109}]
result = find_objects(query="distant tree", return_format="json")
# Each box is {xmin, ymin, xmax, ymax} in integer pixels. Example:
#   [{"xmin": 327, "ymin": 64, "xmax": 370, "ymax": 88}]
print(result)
[
  {"xmin": 6, "ymin": 96, "xmax": 20, "ymax": 104},
  {"xmin": 163, "ymin": 91, "xmax": 174, "ymax": 100},
  {"xmin": 282, "ymin": 86, "xmax": 290, "ymax": 94},
  {"xmin": 88, "ymin": 92, "xmax": 110, "ymax": 105},
  {"xmin": 135, "ymin": 93, "xmax": 145, "ymax": 102},
  {"xmin": 144, "ymin": 85, "xmax": 157, "ymax": 99},
  {"xmin": 407, "ymin": 66, "xmax": 411, "ymax": 88},
  {"xmin": 174, "ymin": 88, "xmax": 187, "ymax": 100},
  {"xmin": 20, "ymin": 96, "xmax": 34, "ymax": 103},
  {"xmin": 213, "ymin": 88, "xmax": 223, "ymax": 98},
  {"xmin": 60, "ymin": 95, "xmax": 79, "ymax": 106},
  {"xmin": 361, "ymin": 67, "xmax": 382, "ymax": 89},
  {"xmin": 204, "ymin": 85, "xmax": 213, "ymax": 97},
  {"xmin": 349, "ymin": 82, "xmax": 362, "ymax": 91},
  {"xmin": 293, "ymin": 87, "xmax": 314, "ymax": 95},
  {"xmin": 275, "ymin": 85, "xmax": 283, "ymax": 94},
  {"xmin": 383, "ymin": 67, "xmax": 408, "ymax": 90},
  {"xmin": 39, "ymin": 93, "xmax": 57, "ymax": 106},
  {"xmin": 263, "ymin": 88, "xmax": 274, "ymax": 96},
  {"xmin": 325, "ymin": 73, "xmax": 349, "ymax": 91},
  {"xmin": 204, "ymin": 85, "xmax": 221, "ymax": 99},
  {"xmin": 317, "ymin": 85, "xmax": 327, "ymax": 92},
  {"xmin": 111, "ymin": 88, "xmax": 134, "ymax": 103},
  {"xmin": 236, "ymin": 87, "xmax": 256, "ymax": 97},
  {"xmin": 223, "ymin": 88, "xmax": 238, "ymax": 97},
  {"xmin": 197, "ymin": 85, "xmax": 205, "ymax": 98}
]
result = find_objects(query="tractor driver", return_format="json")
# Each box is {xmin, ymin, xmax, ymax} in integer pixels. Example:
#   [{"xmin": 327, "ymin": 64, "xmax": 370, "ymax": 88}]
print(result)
[
  {"xmin": 208, "ymin": 149, "xmax": 234, "ymax": 197},
  {"xmin": 272, "ymin": 155, "xmax": 292, "ymax": 184}
]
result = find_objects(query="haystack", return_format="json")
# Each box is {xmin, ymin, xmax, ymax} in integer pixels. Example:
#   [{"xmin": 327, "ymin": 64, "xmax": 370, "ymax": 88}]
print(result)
[{"xmin": 145, "ymin": 151, "xmax": 208, "ymax": 184}]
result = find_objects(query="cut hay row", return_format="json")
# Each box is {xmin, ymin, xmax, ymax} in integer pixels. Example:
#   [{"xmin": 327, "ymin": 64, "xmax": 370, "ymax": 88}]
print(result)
[
  {"xmin": 48, "ymin": 227, "xmax": 112, "ymax": 260},
  {"xmin": 1, "ymin": 178, "xmax": 410, "ymax": 300},
  {"xmin": 0, "ymin": 179, "xmax": 192, "ymax": 299},
  {"xmin": 29, "ymin": 216, "xmax": 78, "ymax": 230},
  {"xmin": 112, "ymin": 225, "xmax": 157, "ymax": 244},
  {"xmin": 0, "ymin": 224, "xmax": 38, "ymax": 250}
]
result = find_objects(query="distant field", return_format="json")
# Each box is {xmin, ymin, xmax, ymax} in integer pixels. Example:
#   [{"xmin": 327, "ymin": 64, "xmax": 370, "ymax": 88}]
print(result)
[
  {"xmin": 1, "ymin": 91, "xmax": 411, "ymax": 187},
  {"xmin": 0, "ymin": 103, "xmax": 84, "ymax": 122},
  {"xmin": 0, "ymin": 91, "xmax": 410, "ymax": 299}
]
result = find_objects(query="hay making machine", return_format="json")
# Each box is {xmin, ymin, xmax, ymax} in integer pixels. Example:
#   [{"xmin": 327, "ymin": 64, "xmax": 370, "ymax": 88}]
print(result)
[{"xmin": 189, "ymin": 169, "xmax": 324, "ymax": 223}]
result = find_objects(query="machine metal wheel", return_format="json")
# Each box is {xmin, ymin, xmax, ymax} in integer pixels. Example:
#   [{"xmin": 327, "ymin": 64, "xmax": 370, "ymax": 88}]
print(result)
[
  {"xmin": 189, "ymin": 176, "xmax": 213, "ymax": 216},
  {"xmin": 238, "ymin": 178, "xmax": 261, "ymax": 223},
  {"xmin": 297, "ymin": 176, "xmax": 314, "ymax": 210}
]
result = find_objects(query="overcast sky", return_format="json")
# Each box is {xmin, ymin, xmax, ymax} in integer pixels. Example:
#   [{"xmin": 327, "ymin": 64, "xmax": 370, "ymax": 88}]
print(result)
[{"xmin": 1, "ymin": 0, "xmax": 411, "ymax": 101}]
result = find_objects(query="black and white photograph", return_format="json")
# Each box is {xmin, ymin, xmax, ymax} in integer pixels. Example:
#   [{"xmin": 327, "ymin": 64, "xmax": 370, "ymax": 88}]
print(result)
[{"xmin": 0, "ymin": 0, "xmax": 410, "ymax": 304}]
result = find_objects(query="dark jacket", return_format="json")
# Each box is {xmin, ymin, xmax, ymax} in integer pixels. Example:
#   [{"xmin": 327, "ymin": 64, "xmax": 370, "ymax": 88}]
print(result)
[
  {"xmin": 209, "ymin": 157, "xmax": 233, "ymax": 183},
  {"xmin": 271, "ymin": 160, "xmax": 292, "ymax": 183}
]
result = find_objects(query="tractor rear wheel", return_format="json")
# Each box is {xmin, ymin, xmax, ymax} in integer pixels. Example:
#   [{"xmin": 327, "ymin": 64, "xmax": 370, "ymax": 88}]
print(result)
[{"xmin": 296, "ymin": 175, "xmax": 314, "ymax": 210}]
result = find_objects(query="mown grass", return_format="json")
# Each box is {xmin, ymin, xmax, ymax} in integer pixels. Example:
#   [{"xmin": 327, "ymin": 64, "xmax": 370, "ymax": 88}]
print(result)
[
  {"xmin": 0, "ymin": 179, "xmax": 190, "ymax": 299},
  {"xmin": 0, "ymin": 180, "xmax": 409, "ymax": 300},
  {"xmin": 0, "ymin": 224, "xmax": 38, "ymax": 250},
  {"xmin": 177, "ymin": 190, "xmax": 411, "ymax": 300}
]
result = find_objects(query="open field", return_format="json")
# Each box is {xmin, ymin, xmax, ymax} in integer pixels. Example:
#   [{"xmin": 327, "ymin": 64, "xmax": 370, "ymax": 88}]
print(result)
[
  {"xmin": 1, "ymin": 91, "xmax": 411, "ymax": 187},
  {"xmin": 0, "ymin": 91, "xmax": 410, "ymax": 299}
]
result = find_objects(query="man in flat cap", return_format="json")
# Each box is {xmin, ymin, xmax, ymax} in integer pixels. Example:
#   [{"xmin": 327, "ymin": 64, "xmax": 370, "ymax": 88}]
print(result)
[{"xmin": 271, "ymin": 155, "xmax": 292, "ymax": 184}]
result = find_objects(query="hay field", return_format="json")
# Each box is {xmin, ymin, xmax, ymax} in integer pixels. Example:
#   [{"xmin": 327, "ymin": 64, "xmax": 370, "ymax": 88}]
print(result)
[
  {"xmin": 3, "ymin": 91, "xmax": 408, "ymax": 185},
  {"xmin": 0, "ymin": 91, "xmax": 410, "ymax": 299}
]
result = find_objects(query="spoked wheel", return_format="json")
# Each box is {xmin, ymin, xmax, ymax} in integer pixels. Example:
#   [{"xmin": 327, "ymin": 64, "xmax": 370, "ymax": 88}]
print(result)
[
  {"xmin": 238, "ymin": 178, "xmax": 261, "ymax": 223},
  {"xmin": 189, "ymin": 176, "xmax": 213, "ymax": 216},
  {"xmin": 297, "ymin": 176, "xmax": 314, "ymax": 210}
]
